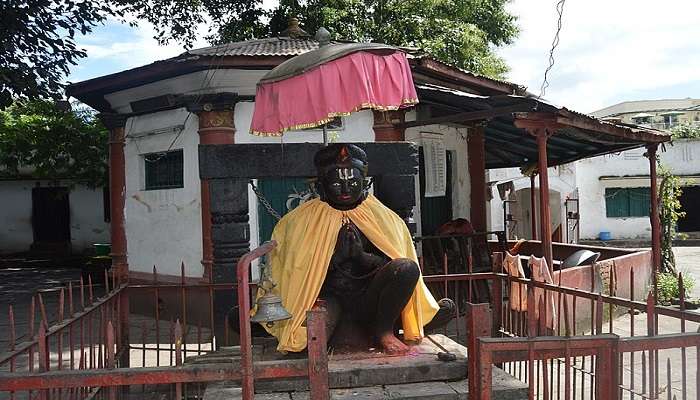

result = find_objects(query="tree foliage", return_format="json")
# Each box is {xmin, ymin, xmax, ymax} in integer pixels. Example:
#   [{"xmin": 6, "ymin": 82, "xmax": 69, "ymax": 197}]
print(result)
[
  {"xmin": 224, "ymin": 0, "xmax": 519, "ymax": 78},
  {"xmin": 0, "ymin": 100, "xmax": 108, "ymax": 187},
  {"xmin": 671, "ymin": 122, "xmax": 700, "ymax": 140},
  {"xmin": 0, "ymin": 0, "xmax": 119, "ymax": 107}
]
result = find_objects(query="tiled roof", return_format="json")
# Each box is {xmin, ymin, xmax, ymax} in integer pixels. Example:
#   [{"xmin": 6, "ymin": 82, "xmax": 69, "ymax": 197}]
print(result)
[{"xmin": 185, "ymin": 37, "xmax": 320, "ymax": 57}]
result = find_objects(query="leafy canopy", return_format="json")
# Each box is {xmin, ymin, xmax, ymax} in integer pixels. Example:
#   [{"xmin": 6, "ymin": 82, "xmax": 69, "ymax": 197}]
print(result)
[
  {"xmin": 0, "ymin": 0, "xmax": 118, "ymax": 107},
  {"xmin": 214, "ymin": 0, "xmax": 519, "ymax": 78},
  {"xmin": 670, "ymin": 122, "xmax": 700, "ymax": 140},
  {"xmin": 1, "ymin": 0, "xmax": 518, "ymax": 107},
  {"xmin": 0, "ymin": 100, "xmax": 108, "ymax": 187}
]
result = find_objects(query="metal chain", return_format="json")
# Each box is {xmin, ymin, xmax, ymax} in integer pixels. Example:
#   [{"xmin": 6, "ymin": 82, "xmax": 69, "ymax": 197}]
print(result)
[{"xmin": 249, "ymin": 180, "xmax": 282, "ymax": 221}]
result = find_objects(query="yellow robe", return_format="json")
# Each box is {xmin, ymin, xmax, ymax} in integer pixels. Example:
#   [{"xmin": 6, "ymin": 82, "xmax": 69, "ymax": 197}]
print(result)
[{"xmin": 260, "ymin": 194, "xmax": 439, "ymax": 353}]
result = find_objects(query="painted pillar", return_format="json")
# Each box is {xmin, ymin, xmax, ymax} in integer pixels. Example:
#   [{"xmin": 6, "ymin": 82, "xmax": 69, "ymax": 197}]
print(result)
[
  {"xmin": 372, "ymin": 110, "xmax": 405, "ymax": 141},
  {"xmin": 536, "ymin": 129, "xmax": 554, "ymax": 270},
  {"xmin": 647, "ymin": 144, "xmax": 661, "ymax": 297},
  {"xmin": 530, "ymin": 173, "xmax": 538, "ymax": 240},
  {"xmin": 195, "ymin": 108, "xmax": 235, "ymax": 281},
  {"xmin": 100, "ymin": 113, "xmax": 129, "ymax": 281},
  {"xmin": 467, "ymin": 124, "xmax": 487, "ymax": 232}
]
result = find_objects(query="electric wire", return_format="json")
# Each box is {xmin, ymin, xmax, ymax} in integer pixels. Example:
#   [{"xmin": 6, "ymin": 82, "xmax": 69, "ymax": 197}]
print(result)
[
  {"xmin": 134, "ymin": 39, "xmax": 234, "ymax": 163},
  {"xmin": 537, "ymin": 0, "xmax": 567, "ymax": 101}
]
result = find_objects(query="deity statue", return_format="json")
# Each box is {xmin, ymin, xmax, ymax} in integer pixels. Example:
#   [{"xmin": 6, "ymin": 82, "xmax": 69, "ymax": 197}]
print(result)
[{"xmin": 254, "ymin": 143, "xmax": 455, "ymax": 355}]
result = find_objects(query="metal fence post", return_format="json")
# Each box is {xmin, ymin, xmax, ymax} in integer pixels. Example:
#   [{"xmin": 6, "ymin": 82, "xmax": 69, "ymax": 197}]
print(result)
[
  {"xmin": 307, "ymin": 305, "xmax": 330, "ymax": 400},
  {"xmin": 491, "ymin": 252, "xmax": 503, "ymax": 337},
  {"xmin": 595, "ymin": 336, "xmax": 618, "ymax": 400},
  {"xmin": 466, "ymin": 302, "xmax": 492, "ymax": 400},
  {"xmin": 476, "ymin": 339, "xmax": 493, "ymax": 400},
  {"xmin": 119, "ymin": 288, "xmax": 130, "ymax": 368}
]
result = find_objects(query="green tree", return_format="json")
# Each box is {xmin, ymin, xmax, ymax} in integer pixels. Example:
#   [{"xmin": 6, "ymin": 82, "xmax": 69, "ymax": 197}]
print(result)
[
  {"xmin": 0, "ymin": 100, "xmax": 108, "ymax": 187},
  {"xmin": 231, "ymin": 0, "xmax": 519, "ymax": 78},
  {"xmin": 0, "ymin": 0, "xmax": 119, "ymax": 107},
  {"xmin": 670, "ymin": 122, "xmax": 700, "ymax": 140}
]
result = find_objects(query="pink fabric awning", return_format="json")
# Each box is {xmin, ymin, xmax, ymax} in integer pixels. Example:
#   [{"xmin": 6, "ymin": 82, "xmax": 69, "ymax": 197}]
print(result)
[{"xmin": 250, "ymin": 50, "xmax": 418, "ymax": 136}]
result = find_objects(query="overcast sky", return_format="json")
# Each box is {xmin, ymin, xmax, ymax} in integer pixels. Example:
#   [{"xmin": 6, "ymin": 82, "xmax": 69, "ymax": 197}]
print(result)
[{"xmin": 68, "ymin": 0, "xmax": 700, "ymax": 114}]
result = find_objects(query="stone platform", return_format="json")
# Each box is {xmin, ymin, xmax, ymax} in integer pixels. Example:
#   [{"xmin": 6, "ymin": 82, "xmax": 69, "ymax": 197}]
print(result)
[{"xmin": 192, "ymin": 335, "xmax": 527, "ymax": 399}]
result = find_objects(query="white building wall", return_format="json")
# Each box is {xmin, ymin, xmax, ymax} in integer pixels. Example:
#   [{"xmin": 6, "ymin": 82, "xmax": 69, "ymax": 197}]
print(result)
[
  {"xmin": 576, "ymin": 139, "xmax": 700, "ymax": 240},
  {"xmin": 123, "ymin": 108, "xmax": 204, "ymax": 277},
  {"xmin": 0, "ymin": 181, "xmax": 35, "ymax": 253},
  {"xmin": 69, "ymin": 185, "xmax": 110, "ymax": 250},
  {"xmin": 0, "ymin": 180, "xmax": 109, "ymax": 254}
]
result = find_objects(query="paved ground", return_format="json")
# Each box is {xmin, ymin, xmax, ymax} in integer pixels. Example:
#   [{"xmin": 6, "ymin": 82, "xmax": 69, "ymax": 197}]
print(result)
[{"xmin": 673, "ymin": 246, "xmax": 700, "ymax": 298}]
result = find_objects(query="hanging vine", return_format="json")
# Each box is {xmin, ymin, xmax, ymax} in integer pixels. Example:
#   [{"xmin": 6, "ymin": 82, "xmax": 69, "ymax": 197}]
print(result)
[{"xmin": 657, "ymin": 162, "xmax": 685, "ymax": 275}]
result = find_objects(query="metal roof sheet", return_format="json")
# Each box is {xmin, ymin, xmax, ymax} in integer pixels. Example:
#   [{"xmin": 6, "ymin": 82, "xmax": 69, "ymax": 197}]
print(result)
[{"xmin": 416, "ymin": 85, "xmax": 670, "ymax": 169}]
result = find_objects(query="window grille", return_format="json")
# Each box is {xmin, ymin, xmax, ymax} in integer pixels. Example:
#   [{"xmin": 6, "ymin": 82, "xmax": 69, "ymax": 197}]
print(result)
[{"xmin": 144, "ymin": 150, "xmax": 184, "ymax": 190}]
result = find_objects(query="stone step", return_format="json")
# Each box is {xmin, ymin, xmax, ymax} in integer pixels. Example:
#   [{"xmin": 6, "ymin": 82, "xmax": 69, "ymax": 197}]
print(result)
[
  {"xmin": 204, "ymin": 370, "xmax": 527, "ymax": 400},
  {"xmin": 196, "ymin": 335, "xmax": 527, "ymax": 399}
]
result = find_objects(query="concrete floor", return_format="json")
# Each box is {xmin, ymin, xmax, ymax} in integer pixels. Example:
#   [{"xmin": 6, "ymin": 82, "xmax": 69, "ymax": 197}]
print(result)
[{"xmin": 673, "ymin": 246, "xmax": 700, "ymax": 298}]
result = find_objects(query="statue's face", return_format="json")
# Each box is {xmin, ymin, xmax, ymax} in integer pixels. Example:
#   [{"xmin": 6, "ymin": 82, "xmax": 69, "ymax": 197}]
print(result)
[{"xmin": 321, "ymin": 166, "xmax": 365, "ymax": 210}]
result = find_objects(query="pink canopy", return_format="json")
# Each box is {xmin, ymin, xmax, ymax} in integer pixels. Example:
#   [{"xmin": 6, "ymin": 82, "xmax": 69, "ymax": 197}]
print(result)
[{"xmin": 250, "ymin": 49, "xmax": 418, "ymax": 136}]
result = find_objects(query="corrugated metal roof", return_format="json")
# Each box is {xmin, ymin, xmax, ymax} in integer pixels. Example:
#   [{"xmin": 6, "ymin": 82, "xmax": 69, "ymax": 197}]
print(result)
[{"xmin": 416, "ymin": 85, "xmax": 670, "ymax": 169}]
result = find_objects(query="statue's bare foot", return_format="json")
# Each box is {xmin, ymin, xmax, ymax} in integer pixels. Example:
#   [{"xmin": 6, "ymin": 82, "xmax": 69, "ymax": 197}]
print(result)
[{"xmin": 378, "ymin": 333, "xmax": 409, "ymax": 355}]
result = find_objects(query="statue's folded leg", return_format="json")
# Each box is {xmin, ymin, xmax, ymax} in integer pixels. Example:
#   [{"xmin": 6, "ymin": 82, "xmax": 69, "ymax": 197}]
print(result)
[
  {"xmin": 318, "ymin": 294, "xmax": 342, "ymax": 343},
  {"xmin": 359, "ymin": 258, "xmax": 419, "ymax": 341}
]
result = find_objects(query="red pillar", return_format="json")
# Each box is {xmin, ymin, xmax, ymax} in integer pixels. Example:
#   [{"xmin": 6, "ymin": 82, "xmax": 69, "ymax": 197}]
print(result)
[
  {"xmin": 647, "ymin": 144, "xmax": 661, "ymax": 296},
  {"xmin": 373, "ymin": 110, "xmax": 405, "ymax": 141},
  {"xmin": 535, "ymin": 129, "xmax": 554, "ymax": 270},
  {"xmin": 101, "ymin": 114, "xmax": 129, "ymax": 282},
  {"xmin": 196, "ymin": 109, "xmax": 235, "ymax": 281},
  {"xmin": 530, "ymin": 173, "xmax": 538, "ymax": 240},
  {"xmin": 468, "ymin": 125, "xmax": 487, "ymax": 232}
]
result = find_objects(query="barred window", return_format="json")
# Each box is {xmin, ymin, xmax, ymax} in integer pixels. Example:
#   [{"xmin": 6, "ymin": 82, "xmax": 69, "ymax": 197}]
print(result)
[{"xmin": 144, "ymin": 150, "xmax": 184, "ymax": 190}]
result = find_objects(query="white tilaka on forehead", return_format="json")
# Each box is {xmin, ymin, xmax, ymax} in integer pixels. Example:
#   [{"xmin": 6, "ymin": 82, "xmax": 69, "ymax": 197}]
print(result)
[{"xmin": 336, "ymin": 168, "xmax": 355, "ymax": 180}]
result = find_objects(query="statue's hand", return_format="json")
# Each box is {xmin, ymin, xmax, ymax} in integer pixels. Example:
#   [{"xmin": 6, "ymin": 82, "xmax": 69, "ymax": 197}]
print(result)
[
  {"xmin": 335, "ymin": 223, "xmax": 364, "ymax": 263},
  {"xmin": 346, "ymin": 226, "xmax": 365, "ymax": 261}
]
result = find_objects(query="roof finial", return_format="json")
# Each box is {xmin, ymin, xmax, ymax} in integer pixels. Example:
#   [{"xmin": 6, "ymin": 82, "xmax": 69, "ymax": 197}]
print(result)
[
  {"xmin": 315, "ymin": 27, "xmax": 331, "ymax": 46},
  {"xmin": 280, "ymin": 16, "xmax": 310, "ymax": 39}
]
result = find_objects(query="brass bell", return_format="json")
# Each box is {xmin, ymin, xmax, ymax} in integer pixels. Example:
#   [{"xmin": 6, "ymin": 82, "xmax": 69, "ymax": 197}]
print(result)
[
  {"xmin": 251, "ymin": 291, "xmax": 292, "ymax": 327},
  {"xmin": 250, "ymin": 258, "xmax": 292, "ymax": 327}
]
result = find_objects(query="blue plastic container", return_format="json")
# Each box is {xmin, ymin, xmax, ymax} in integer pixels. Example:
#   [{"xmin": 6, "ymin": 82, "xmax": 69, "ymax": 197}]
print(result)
[{"xmin": 599, "ymin": 231, "xmax": 612, "ymax": 241}]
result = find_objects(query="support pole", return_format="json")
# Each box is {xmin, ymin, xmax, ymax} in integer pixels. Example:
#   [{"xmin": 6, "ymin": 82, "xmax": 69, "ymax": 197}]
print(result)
[
  {"xmin": 536, "ymin": 130, "xmax": 554, "ymax": 270},
  {"xmin": 530, "ymin": 173, "xmax": 537, "ymax": 240},
  {"xmin": 100, "ymin": 114, "xmax": 129, "ymax": 281},
  {"xmin": 468, "ymin": 125, "xmax": 488, "ymax": 232},
  {"xmin": 647, "ymin": 144, "xmax": 661, "ymax": 299},
  {"xmin": 189, "ymin": 105, "xmax": 236, "ymax": 281},
  {"xmin": 373, "ymin": 110, "xmax": 406, "ymax": 141}
]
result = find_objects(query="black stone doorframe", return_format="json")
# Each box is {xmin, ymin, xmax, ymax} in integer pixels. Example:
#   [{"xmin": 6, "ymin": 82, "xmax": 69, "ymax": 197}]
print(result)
[{"xmin": 198, "ymin": 142, "xmax": 419, "ymax": 284}]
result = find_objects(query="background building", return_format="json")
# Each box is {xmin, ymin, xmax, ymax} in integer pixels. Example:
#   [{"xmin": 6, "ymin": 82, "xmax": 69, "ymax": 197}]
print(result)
[
  {"xmin": 0, "ymin": 175, "xmax": 110, "ymax": 255},
  {"xmin": 488, "ymin": 99, "xmax": 700, "ymax": 242},
  {"xmin": 590, "ymin": 98, "xmax": 700, "ymax": 130}
]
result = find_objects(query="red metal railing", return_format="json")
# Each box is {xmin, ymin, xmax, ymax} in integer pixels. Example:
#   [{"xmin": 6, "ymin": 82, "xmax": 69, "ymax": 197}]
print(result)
[
  {"xmin": 1, "ymin": 234, "xmax": 698, "ymax": 400},
  {"xmin": 0, "ymin": 243, "xmax": 330, "ymax": 400}
]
